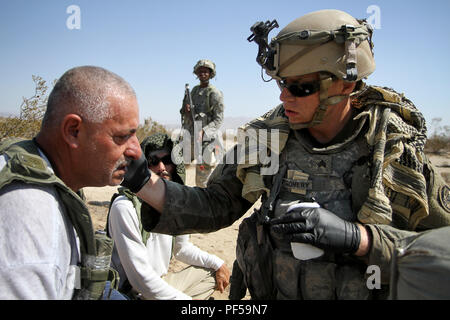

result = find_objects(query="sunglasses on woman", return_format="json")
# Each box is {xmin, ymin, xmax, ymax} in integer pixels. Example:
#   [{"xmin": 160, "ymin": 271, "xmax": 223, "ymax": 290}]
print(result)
[
  {"xmin": 277, "ymin": 79, "xmax": 321, "ymax": 97},
  {"xmin": 148, "ymin": 154, "xmax": 173, "ymax": 167}
]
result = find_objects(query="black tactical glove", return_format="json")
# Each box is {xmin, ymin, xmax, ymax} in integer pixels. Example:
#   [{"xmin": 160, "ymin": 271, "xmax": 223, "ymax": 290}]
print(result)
[
  {"xmin": 121, "ymin": 153, "xmax": 151, "ymax": 193},
  {"xmin": 270, "ymin": 207, "xmax": 361, "ymax": 254}
]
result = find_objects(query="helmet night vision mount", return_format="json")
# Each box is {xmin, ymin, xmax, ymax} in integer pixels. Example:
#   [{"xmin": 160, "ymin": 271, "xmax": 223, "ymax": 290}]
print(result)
[
  {"xmin": 247, "ymin": 11, "xmax": 375, "ymax": 83},
  {"xmin": 247, "ymin": 20, "xmax": 279, "ymax": 81}
]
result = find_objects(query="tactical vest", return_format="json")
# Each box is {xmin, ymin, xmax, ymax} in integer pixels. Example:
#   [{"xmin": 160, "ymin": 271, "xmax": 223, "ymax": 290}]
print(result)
[
  {"xmin": 0, "ymin": 138, "xmax": 117, "ymax": 300},
  {"xmin": 106, "ymin": 187, "xmax": 151, "ymax": 244},
  {"xmin": 269, "ymin": 123, "xmax": 377, "ymax": 299},
  {"xmin": 191, "ymin": 85, "xmax": 215, "ymax": 120},
  {"xmin": 237, "ymin": 116, "xmax": 381, "ymax": 299},
  {"xmin": 183, "ymin": 85, "xmax": 217, "ymax": 136}
]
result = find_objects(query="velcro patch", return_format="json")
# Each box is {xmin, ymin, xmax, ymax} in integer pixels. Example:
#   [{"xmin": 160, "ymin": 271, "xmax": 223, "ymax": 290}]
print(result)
[
  {"xmin": 18, "ymin": 154, "xmax": 46, "ymax": 170},
  {"xmin": 284, "ymin": 169, "xmax": 311, "ymax": 195}
]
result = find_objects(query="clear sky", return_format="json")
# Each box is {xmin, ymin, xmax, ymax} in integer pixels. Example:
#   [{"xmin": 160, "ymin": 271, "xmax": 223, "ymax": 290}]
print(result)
[{"xmin": 1, "ymin": 0, "xmax": 449, "ymax": 132}]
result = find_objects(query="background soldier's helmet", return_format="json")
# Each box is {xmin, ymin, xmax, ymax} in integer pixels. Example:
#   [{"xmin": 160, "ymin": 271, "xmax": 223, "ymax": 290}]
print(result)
[
  {"xmin": 193, "ymin": 59, "xmax": 216, "ymax": 79},
  {"xmin": 269, "ymin": 9, "xmax": 375, "ymax": 82}
]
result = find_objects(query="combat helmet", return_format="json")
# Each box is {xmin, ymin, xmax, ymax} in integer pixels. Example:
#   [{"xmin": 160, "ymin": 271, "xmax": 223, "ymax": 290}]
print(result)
[
  {"xmin": 193, "ymin": 59, "xmax": 216, "ymax": 79},
  {"xmin": 248, "ymin": 9, "xmax": 375, "ymax": 128}
]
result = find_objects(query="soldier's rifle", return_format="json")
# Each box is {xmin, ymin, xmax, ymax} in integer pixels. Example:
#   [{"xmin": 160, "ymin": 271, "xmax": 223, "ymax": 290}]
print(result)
[
  {"xmin": 184, "ymin": 83, "xmax": 202, "ymax": 163},
  {"xmin": 185, "ymin": 83, "xmax": 195, "ymax": 125}
]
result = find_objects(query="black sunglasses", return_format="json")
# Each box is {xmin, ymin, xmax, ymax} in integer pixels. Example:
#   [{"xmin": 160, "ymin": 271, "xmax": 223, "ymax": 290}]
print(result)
[
  {"xmin": 148, "ymin": 154, "xmax": 173, "ymax": 166},
  {"xmin": 277, "ymin": 79, "xmax": 321, "ymax": 97}
]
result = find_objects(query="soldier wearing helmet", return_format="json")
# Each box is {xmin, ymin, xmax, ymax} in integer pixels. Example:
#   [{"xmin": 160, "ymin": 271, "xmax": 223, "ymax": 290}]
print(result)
[
  {"xmin": 122, "ymin": 10, "xmax": 450, "ymax": 300},
  {"xmin": 180, "ymin": 59, "xmax": 224, "ymax": 187}
]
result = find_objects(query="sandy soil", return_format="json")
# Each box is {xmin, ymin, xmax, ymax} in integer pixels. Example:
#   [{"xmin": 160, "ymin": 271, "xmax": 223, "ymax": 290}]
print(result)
[
  {"xmin": 84, "ymin": 165, "xmax": 257, "ymax": 300},
  {"xmin": 84, "ymin": 152, "xmax": 449, "ymax": 300}
]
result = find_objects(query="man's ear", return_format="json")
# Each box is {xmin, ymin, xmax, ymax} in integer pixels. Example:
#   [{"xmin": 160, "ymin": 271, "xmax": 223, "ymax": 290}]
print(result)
[{"xmin": 61, "ymin": 114, "xmax": 83, "ymax": 149}]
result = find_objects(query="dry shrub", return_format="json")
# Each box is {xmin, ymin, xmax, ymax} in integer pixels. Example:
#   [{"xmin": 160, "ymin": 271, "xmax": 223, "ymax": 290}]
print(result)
[
  {"xmin": 425, "ymin": 135, "xmax": 450, "ymax": 155},
  {"xmin": 136, "ymin": 117, "xmax": 169, "ymax": 143},
  {"xmin": 425, "ymin": 118, "xmax": 450, "ymax": 155},
  {"xmin": 0, "ymin": 75, "xmax": 169, "ymax": 143},
  {"xmin": 0, "ymin": 75, "xmax": 50, "ymax": 141},
  {"xmin": 0, "ymin": 117, "xmax": 42, "ymax": 141}
]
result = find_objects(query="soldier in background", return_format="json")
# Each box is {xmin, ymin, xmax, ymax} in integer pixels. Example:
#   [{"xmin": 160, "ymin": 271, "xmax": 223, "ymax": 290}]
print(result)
[
  {"xmin": 180, "ymin": 59, "xmax": 224, "ymax": 187},
  {"xmin": 122, "ymin": 10, "xmax": 450, "ymax": 299}
]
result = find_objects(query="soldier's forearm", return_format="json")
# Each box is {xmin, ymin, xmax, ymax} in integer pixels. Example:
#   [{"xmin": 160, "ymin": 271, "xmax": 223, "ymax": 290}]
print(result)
[
  {"xmin": 362, "ymin": 224, "xmax": 417, "ymax": 283},
  {"xmin": 141, "ymin": 164, "xmax": 251, "ymax": 235},
  {"xmin": 354, "ymin": 224, "xmax": 372, "ymax": 256},
  {"xmin": 136, "ymin": 171, "xmax": 166, "ymax": 213}
]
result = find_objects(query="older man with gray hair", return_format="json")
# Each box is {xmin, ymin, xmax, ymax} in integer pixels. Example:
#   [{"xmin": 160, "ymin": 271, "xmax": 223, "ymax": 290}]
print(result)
[{"xmin": 0, "ymin": 66, "xmax": 142, "ymax": 299}]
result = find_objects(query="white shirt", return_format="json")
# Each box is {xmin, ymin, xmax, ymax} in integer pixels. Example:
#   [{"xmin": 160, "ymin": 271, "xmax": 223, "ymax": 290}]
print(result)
[
  {"xmin": 108, "ymin": 195, "xmax": 224, "ymax": 300},
  {"xmin": 0, "ymin": 152, "xmax": 80, "ymax": 300}
]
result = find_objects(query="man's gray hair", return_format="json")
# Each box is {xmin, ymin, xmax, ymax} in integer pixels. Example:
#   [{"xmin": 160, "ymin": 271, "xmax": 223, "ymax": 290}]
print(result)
[{"xmin": 42, "ymin": 66, "xmax": 136, "ymax": 127}]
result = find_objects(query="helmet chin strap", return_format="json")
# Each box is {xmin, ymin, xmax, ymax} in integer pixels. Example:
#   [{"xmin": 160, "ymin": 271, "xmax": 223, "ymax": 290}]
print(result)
[{"xmin": 289, "ymin": 75, "xmax": 348, "ymax": 130}]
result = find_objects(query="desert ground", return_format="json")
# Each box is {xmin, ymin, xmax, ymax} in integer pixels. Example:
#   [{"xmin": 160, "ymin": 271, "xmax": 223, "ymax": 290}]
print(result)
[
  {"xmin": 85, "ymin": 163, "xmax": 258, "ymax": 300},
  {"xmin": 84, "ymin": 152, "xmax": 449, "ymax": 300}
]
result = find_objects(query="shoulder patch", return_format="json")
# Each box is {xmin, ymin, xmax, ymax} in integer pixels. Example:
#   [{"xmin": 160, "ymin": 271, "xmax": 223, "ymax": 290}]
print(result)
[
  {"xmin": 18, "ymin": 154, "xmax": 47, "ymax": 170},
  {"xmin": 439, "ymin": 185, "xmax": 450, "ymax": 213}
]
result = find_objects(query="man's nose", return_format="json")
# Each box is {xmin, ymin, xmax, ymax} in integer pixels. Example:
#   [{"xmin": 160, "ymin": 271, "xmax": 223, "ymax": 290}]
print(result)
[
  {"xmin": 279, "ymin": 87, "xmax": 295, "ymax": 102},
  {"xmin": 156, "ymin": 161, "xmax": 166, "ymax": 172},
  {"xmin": 124, "ymin": 135, "xmax": 142, "ymax": 160}
]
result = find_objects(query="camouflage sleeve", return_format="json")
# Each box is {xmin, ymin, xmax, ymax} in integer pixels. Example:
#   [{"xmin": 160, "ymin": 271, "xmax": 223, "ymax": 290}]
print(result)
[
  {"xmin": 203, "ymin": 89, "xmax": 224, "ymax": 140},
  {"xmin": 148, "ymin": 162, "xmax": 253, "ymax": 235},
  {"xmin": 363, "ymin": 224, "xmax": 416, "ymax": 284},
  {"xmin": 363, "ymin": 157, "xmax": 450, "ymax": 285},
  {"xmin": 416, "ymin": 156, "xmax": 450, "ymax": 229}
]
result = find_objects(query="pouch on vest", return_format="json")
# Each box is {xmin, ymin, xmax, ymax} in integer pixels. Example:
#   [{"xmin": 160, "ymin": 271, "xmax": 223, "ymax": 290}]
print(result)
[
  {"xmin": 235, "ymin": 165, "xmax": 287, "ymax": 299},
  {"xmin": 235, "ymin": 209, "xmax": 277, "ymax": 299},
  {"xmin": 228, "ymin": 260, "xmax": 247, "ymax": 300},
  {"xmin": 74, "ymin": 230, "xmax": 118, "ymax": 300}
]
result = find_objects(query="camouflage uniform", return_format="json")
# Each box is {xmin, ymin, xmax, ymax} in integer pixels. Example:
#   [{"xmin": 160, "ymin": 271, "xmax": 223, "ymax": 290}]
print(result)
[
  {"xmin": 137, "ymin": 10, "xmax": 449, "ymax": 300},
  {"xmin": 142, "ymin": 84, "xmax": 450, "ymax": 300},
  {"xmin": 180, "ymin": 83, "xmax": 224, "ymax": 187}
]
